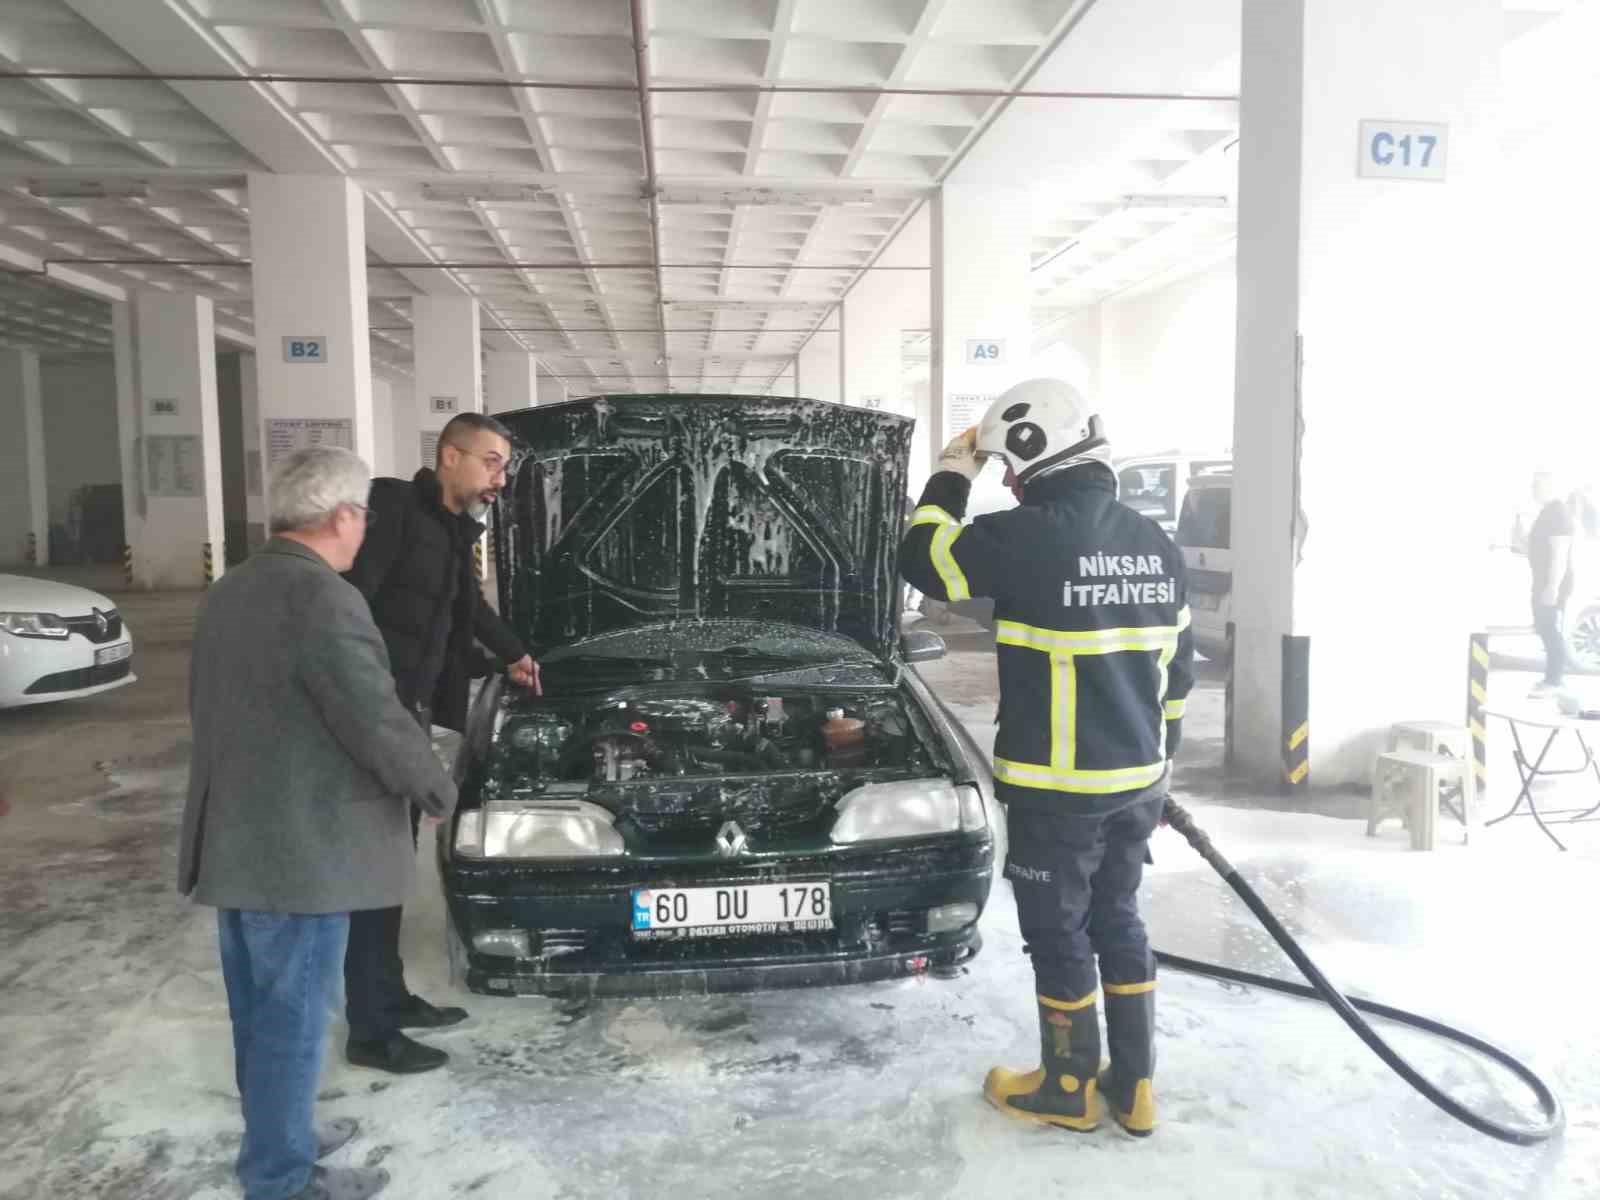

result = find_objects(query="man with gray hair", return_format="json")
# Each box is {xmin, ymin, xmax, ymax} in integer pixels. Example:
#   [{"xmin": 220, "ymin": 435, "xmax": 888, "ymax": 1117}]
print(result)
[{"xmin": 179, "ymin": 445, "xmax": 456, "ymax": 1200}]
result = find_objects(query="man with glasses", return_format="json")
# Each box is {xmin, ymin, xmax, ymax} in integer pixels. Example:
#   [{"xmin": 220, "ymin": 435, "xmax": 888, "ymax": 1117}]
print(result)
[{"xmin": 341, "ymin": 412, "xmax": 538, "ymax": 1075}]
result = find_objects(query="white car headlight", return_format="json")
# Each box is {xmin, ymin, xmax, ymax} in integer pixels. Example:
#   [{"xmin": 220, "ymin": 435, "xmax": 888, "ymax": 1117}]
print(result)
[
  {"xmin": 830, "ymin": 780, "xmax": 987, "ymax": 844},
  {"xmin": 0, "ymin": 612, "xmax": 70, "ymax": 639},
  {"xmin": 454, "ymin": 799, "xmax": 625, "ymax": 859}
]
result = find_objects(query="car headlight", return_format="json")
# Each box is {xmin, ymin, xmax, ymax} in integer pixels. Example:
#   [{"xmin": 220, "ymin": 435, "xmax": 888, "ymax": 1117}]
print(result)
[
  {"xmin": 454, "ymin": 799, "xmax": 625, "ymax": 859},
  {"xmin": 0, "ymin": 612, "xmax": 70, "ymax": 639},
  {"xmin": 830, "ymin": 780, "xmax": 987, "ymax": 844}
]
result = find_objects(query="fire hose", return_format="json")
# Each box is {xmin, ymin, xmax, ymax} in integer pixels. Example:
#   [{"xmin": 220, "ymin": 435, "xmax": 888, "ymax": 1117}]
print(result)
[{"xmin": 1157, "ymin": 799, "xmax": 1564, "ymax": 1146}]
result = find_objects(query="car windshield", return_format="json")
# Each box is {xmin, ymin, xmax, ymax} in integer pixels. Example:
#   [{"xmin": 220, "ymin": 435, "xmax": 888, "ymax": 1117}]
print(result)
[
  {"xmin": 1177, "ymin": 487, "xmax": 1231, "ymax": 550},
  {"xmin": 1119, "ymin": 464, "xmax": 1177, "ymax": 523}
]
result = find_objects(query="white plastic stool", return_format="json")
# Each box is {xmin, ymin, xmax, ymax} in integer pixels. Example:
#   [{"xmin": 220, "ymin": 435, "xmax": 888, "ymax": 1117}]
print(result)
[
  {"xmin": 1388, "ymin": 721, "xmax": 1474, "ymax": 842},
  {"xmin": 1368, "ymin": 750, "xmax": 1471, "ymax": 850}
]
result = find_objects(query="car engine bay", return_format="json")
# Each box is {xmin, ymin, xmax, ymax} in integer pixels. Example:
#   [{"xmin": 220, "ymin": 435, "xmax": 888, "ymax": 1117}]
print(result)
[{"xmin": 490, "ymin": 687, "xmax": 939, "ymax": 786}]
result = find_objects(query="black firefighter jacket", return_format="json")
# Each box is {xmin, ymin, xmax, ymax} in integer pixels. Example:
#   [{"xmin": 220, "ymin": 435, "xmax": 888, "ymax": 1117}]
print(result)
[
  {"xmin": 901, "ymin": 463, "xmax": 1194, "ymax": 816},
  {"xmin": 344, "ymin": 468, "xmax": 526, "ymax": 732}
]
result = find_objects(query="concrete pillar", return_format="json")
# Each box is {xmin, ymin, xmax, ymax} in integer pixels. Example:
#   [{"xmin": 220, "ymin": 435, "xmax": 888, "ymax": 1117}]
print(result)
[
  {"xmin": 1231, "ymin": 0, "xmax": 1502, "ymax": 785},
  {"xmin": 795, "ymin": 321, "xmax": 840, "ymax": 404},
  {"xmin": 112, "ymin": 300, "xmax": 143, "ymax": 577},
  {"xmin": 930, "ymin": 184, "xmax": 1032, "ymax": 476},
  {"xmin": 239, "ymin": 352, "xmax": 264, "ymax": 551},
  {"xmin": 536, "ymin": 372, "xmax": 567, "ymax": 406},
  {"xmin": 0, "ymin": 349, "xmax": 47, "ymax": 566},
  {"xmin": 248, "ymin": 174, "xmax": 374, "ymax": 514},
  {"xmin": 486, "ymin": 349, "xmax": 538, "ymax": 415},
  {"xmin": 131, "ymin": 291, "xmax": 225, "ymax": 588},
  {"xmin": 407, "ymin": 295, "xmax": 482, "ymax": 477},
  {"xmin": 215, "ymin": 351, "xmax": 248, "ymax": 566},
  {"xmin": 370, "ymin": 375, "xmax": 396, "ymax": 479}
]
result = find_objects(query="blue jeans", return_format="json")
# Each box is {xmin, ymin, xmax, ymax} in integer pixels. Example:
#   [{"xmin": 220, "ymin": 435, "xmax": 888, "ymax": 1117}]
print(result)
[{"xmin": 217, "ymin": 910, "xmax": 350, "ymax": 1200}]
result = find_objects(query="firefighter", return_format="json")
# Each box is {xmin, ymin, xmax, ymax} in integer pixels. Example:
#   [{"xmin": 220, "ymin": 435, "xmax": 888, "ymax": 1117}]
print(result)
[{"xmin": 900, "ymin": 378, "xmax": 1193, "ymax": 1138}]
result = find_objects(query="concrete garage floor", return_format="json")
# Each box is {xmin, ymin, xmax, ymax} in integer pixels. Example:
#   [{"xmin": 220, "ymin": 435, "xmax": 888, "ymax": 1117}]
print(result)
[{"xmin": 3, "ymin": 589, "xmax": 1598, "ymax": 1199}]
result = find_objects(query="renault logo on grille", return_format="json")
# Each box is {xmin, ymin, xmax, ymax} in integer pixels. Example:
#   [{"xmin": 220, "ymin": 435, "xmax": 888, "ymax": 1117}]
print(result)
[
  {"xmin": 92, "ymin": 608, "xmax": 108, "ymax": 637},
  {"xmin": 715, "ymin": 820, "xmax": 748, "ymax": 858}
]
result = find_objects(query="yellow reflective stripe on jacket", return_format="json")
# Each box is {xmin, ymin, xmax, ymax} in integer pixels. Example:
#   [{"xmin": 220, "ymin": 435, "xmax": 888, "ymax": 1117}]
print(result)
[
  {"xmin": 996, "ymin": 620, "xmax": 1181, "ymax": 655},
  {"xmin": 1050, "ymin": 650, "xmax": 1077, "ymax": 770},
  {"xmin": 1164, "ymin": 698, "xmax": 1187, "ymax": 719},
  {"xmin": 929, "ymin": 524, "xmax": 971, "ymax": 601},
  {"xmin": 994, "ymin": 757, "xmax": 1169, "ymax": 794},
  {"xmin": 910, "ymin": 504, "xmax": 959, "ymax": 528}
]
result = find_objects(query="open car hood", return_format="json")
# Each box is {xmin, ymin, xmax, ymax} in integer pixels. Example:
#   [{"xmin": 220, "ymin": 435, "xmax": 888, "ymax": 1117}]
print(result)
[{"xmin": 492, "ymin": 395, "xmax": 913, "ymax": 662}]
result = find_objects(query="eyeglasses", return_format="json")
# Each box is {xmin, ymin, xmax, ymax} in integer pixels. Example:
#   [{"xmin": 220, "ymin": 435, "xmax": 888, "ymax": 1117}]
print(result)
[
  {"xmin": 345, "ymin": 502, "xmax": 378, "ymax": 527},
  {"xmin": 449, "ymin": 446, "xmax": 509, "ymax": 479}
]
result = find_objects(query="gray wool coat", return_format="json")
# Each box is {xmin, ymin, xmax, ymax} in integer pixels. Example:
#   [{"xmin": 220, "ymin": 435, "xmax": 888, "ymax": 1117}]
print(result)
[{"xmin": 178, "ymin": 538, "xmax": 457, "ymax": 913}]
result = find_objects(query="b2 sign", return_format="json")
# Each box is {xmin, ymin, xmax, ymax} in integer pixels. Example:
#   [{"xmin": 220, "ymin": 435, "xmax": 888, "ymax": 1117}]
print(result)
[
  {"xmin": 282, "ymin": 336, "xmax": 327, "ymax": 363},
  {"xmin": 1358, "ymin": 121, "xmax": 1447, "ymax": 181}
]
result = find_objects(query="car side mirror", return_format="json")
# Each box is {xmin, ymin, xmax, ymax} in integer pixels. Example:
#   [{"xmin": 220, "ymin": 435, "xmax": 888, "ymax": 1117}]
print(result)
[{"xmin": 901, "ymin": 630, "xmax": 946, "ymax": 663}]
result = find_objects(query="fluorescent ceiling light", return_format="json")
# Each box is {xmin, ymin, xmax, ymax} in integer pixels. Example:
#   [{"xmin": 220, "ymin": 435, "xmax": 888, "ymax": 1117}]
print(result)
[
  {"xmin": 420, "ymin": 182, "xmax": 553, "ymax": 203},
  {"xmin": 1121, "ymin": 194, "xmax": 1232, "ymax": 210},
  {"xmin": 29, "ymin": 179, "xmax": 149, "ymax": 199},
  {"xmin": 655, "ymin": 187, "xmax": 878, "ymax": 209},
  {"xmin": 664, "ymin": 299, "xmax": 833, "ymax": 311}
]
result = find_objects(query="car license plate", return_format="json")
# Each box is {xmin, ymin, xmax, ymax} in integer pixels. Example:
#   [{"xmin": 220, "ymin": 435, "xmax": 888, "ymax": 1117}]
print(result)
[
  {"xmin": 1191, "ymin": 592, "xmax": 1221, "ymax": 612},
  {"xmin": 631, "ymin": 882, "xmax": 832, "ymax": 939},
  {"xmin": 95, "ymin": 643, "xmax": 132, "ymax": 666}
]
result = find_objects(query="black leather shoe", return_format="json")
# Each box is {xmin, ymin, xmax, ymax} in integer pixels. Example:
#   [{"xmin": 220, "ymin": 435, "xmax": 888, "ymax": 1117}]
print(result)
[
  {"xmin": 346, "ymin": 1033, "xmax": 448, "ymax": 1075},
  {"xmin": 395, "ymin": 994, "xmax": 469, "ymax": 1030}
]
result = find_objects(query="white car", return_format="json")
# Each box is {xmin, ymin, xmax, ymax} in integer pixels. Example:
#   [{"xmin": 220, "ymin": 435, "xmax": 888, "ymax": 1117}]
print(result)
[{"xmin": 0, "ymin": 575, "xmax": 136, "ymax": 708}]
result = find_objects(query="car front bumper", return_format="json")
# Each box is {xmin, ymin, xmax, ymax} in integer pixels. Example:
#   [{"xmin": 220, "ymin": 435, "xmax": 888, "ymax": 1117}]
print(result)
[
  {"xmin": 442, "ymin": 833, "xmax": 993, "ymax": 998},
  {"xmin": 0, "ymin": 631, "xmax": 135, "ymax": 708}
]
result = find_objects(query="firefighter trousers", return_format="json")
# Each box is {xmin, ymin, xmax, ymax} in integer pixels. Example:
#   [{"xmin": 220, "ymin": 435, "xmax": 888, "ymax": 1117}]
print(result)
[{"xmin": 1002, "ymin": 791, "xmax": 1165, "ymax": 1000}]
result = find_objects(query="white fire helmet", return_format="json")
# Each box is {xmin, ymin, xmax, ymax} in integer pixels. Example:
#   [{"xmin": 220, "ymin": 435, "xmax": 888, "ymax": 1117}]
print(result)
[{"xmin": 975, "ymin": 378, "xmax": 1111, "ymax": 486}]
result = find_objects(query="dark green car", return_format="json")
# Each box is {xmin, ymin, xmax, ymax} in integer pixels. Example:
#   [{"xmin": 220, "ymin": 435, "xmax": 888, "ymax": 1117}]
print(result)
[{"xmin": 440, "ymin": 395, "xmax": 996, "ymax": 998}]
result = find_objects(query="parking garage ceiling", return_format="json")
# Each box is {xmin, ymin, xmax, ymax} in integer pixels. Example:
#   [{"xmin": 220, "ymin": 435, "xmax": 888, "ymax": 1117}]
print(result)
[{"xmin": 0, "ymin": 0, "xmax": 1582, "ymax": 391}]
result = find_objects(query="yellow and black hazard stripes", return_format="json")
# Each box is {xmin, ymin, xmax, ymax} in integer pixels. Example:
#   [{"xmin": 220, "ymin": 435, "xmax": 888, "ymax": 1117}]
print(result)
[
  {"xmin": 993, "ymin": 617, "xmax": 1187, "ymax": 795},
  {"xmin": 1282, "ymin": 635, "xmax": 1310, "ymax": 792},
  {"xmin": 1467, "ymin": 632, "xmax": 1489, "ymax": 792},
  {"xmin": 908, "ymin": 504, "xmax": 971, "ymax": 601}
]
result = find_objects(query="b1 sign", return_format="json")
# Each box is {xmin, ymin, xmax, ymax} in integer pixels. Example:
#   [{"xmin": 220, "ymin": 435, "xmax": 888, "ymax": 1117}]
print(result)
[{"xmin": 1358, "ymin": 121, "xmax": 1447, "ymax": 181}]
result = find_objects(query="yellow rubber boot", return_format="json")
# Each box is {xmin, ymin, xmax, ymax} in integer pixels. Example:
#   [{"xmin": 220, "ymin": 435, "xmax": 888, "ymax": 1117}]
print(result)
[
  {"xmin": 1100, "ymin": 980, "xmax": 1157, "ymax": 1137},
  {"xmin": 983, "ymin": 993, "xmax": 1102, "ymax": 1133}
]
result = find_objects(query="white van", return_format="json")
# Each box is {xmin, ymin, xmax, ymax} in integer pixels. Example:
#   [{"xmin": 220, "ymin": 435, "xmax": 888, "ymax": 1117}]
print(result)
[
  {"xmin": 1174, "ymin": 471, "xmax": 1231, "ymax": 660},
  {"xmin": 1116, "ymin": 453, "xmax": 1232, "ymax": 535}
]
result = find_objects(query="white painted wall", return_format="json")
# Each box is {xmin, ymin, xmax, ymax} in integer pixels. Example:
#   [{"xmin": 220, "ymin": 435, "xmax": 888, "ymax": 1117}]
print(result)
[
  {"xmin": 0, "ymin": 349, "xmax": 47, "ymax": 566},
  {"xmin": 930, "ymin": 185, "xmax": 1033, "ymax": 475},
  {"xmin": 1097, "ymin": 258, "xmax": 1237, "ymax": 457},
  {"xmin": 38, "ymin": 354, "xmax": 120, "ymax": 528},
  {"xmin": 536, "ymin": 371, "xmax": 567, "ymax": 406},
  {"xmin": 370, "ymin": 374, "xmax": 395, "ymax": 479},
  {"xmin": 1032, "ymin": 307, "xmax": 1100, "ymax": 410},
  {"xmin": 795, "ymin": 320, "xmax": 841, "ymax": 403},
  {"xmin": 485, "ymin": 349, "xmax": 537, "ymax": 415}
]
